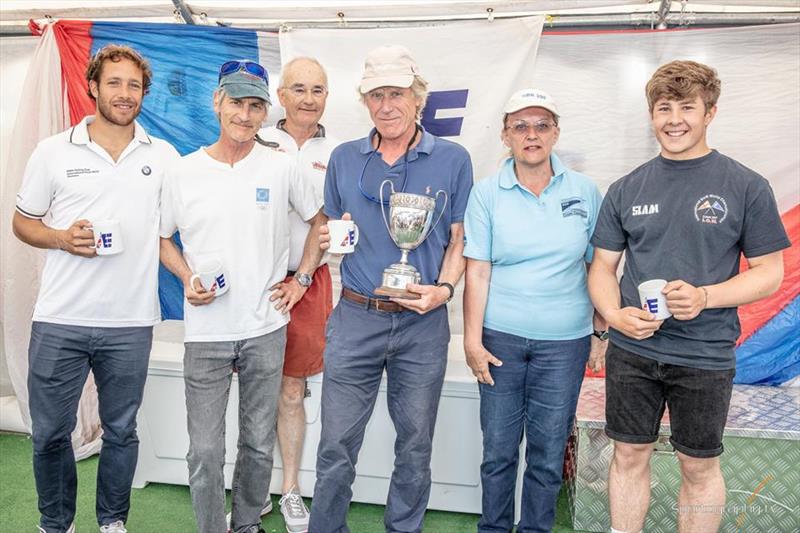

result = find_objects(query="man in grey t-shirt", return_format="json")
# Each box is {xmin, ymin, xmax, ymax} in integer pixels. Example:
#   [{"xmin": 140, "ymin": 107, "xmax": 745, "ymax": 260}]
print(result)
[{"xmin": 589, "ymin": 61, "xmax": 789, "ymax": 533}]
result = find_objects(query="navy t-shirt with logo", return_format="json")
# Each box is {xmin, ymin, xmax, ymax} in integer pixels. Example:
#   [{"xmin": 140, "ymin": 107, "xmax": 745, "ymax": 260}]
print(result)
[{"xmin": 592, "ymin": 150, "xmax": 790, "ymax": 370}]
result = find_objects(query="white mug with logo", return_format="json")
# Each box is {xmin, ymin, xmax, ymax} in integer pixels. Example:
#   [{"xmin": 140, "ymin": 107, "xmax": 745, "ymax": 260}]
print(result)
[
  {"xmin": 91, "ymin": 219, "xmax": 124, "ymax": 256},
  {"xmin": 328, "ymin": 220, "xmax": 359, "ymax": 254},
  {"xmin": 190, "ymin": 259, "xmax": 229, "ymax": 296},
  {"xmin": 637, "ymin": 279, "xmax": 672, "ymax": 320}
]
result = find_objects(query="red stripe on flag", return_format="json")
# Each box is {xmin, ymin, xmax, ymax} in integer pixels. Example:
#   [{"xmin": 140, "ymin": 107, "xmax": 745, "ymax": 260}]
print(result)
[
  {"xmin": 51, "ymin": 21, "xmax": 94, "ymax": 125},
  {"xmin": 737, "ymin": 204, "xmax": 800, "ymax": 345}
]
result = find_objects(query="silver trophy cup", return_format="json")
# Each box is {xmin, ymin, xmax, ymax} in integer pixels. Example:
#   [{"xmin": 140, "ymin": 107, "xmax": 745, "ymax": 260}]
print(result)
[{"xmin": 374, "ymin": 179, "xmax": 448, "ymax": 299}]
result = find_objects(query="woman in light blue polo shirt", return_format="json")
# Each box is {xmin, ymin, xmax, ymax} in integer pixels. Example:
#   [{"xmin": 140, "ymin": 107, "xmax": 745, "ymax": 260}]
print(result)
[{"xmin": 463, "ymin": 89, "xmax": 607, "ymax": 532}]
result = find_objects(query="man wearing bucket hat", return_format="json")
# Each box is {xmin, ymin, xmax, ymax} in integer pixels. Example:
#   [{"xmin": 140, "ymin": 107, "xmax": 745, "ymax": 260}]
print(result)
[
  {"xmin": 159, "ymin": 59, "xmax": 324, "ymax": 533},
  {"xmin": 463, "ymin": 88, "xmax": 606, "ymax": 532},
  {"xmin": 589, "ymin": 60, "xmax": 789, "ymax": 533},
  {"xmin": 310, "ymin": 45, "xmax": 473, "ymax": 532},
  {"xmin": 13, "ymin": 44, "xmax": 179, "ymax": 533}
]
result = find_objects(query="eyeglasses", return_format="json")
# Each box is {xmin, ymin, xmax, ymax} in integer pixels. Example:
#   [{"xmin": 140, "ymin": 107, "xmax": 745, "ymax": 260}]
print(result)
[
  {"xmin": 287, "ymin": 85, "xmax": 328, "ymax": 98},
  {"xmin": 218, "ymin": 60, "xmax": 268, "ymax": 83},
  {"xmin": 505, "ymin": 120, "xmax": 556, "ymax": 137}
]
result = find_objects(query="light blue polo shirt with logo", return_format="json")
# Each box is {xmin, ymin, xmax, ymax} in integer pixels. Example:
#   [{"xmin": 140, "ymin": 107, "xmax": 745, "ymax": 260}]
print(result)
[{"xmin": 464, "ymin": 155, "xmax": 603, "ymax": 340}]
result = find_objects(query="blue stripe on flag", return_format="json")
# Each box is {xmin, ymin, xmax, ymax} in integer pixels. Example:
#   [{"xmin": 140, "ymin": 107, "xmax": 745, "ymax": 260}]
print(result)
[
  {"xmin": 91, "ymin": 22, "xmax": 263, "ymax": 320},
  {"xmin": 735, "ymin": 296, "xmax": 800, "ymax": 385}
]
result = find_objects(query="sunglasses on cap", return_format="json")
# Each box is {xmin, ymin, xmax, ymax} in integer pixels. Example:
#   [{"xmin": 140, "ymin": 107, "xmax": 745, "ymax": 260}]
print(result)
[{"xmin": 218, "ymin": 60, "xmax": 268, "ymax": 83}]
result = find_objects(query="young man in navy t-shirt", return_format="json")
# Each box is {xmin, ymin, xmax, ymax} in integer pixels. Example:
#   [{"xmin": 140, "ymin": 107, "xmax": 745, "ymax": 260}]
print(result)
[{"xmin": 589, "ymin": 61, "xmax": 789, "ymax": 533}]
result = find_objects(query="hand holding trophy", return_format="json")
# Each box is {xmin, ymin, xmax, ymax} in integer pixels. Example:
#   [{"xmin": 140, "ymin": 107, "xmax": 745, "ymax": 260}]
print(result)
[{"xmin": 374, "ymin": 179, "xmax": 448, "ymax": 299}]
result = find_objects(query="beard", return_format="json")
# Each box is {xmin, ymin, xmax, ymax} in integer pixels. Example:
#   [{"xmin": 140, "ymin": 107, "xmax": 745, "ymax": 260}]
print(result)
[{"xmin": 96, "ymin": 94, "xmax": 141, "ymax": 127}]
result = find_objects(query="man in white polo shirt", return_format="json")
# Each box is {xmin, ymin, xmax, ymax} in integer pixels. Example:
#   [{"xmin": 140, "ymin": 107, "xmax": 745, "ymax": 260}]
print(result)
[
  {"xmin": 12, "ymin": 45, "xmax": 179, "ymax": 533},
  {"xmin": 159, "ymin": 60, "xmax": 324, "ymax": 533},
  {"xmin": 257, "ymin": 56, "xmax": 338, "ymax": 533}
]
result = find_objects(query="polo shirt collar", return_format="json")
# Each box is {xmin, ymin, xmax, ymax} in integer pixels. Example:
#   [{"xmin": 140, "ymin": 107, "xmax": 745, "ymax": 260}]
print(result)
[
  {"xmin": 359, "ymin": 125, "xmax": 434, "ymax": 160},
  {"xmin": 276, "ymin": 118, "xmax": 326, "ymax": 138},
  {"xmin": 69, "ymin": 115, "xmax": 152, "ymax": 146},
  {"xmin": 498, "ymin": 153, "xmax": 567, "ymax": 190}
]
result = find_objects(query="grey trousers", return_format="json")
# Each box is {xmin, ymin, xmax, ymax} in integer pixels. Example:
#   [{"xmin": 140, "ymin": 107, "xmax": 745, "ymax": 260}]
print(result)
[{"xmin": 184, "ymin": 327, "xmax": 286, "ymax": 533}]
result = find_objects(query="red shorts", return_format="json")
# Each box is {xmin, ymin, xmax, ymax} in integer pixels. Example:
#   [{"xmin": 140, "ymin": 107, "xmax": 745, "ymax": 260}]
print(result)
[{"xmin": 283, "ymin": 264, "xmax": 333, "ymax": 378}]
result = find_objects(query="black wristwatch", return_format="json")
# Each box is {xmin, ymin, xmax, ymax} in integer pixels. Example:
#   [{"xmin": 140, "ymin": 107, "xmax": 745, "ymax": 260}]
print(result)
[
  {"xmin": 294, "ymin": 272, "xmax": 313, "ymax": 288},
  {"xmin": 435, "ymin": 281, "xmax": 455, "ymax": 303},
  {"xmin": 593, "ymin": 329, "xmax": 609, "ymax": 341}
]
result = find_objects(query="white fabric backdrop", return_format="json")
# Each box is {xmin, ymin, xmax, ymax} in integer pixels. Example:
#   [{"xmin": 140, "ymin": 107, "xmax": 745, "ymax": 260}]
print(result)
[
  {"xmin": 530, "ymin": 23, "xmax": 800, "ymax": 212},
  {"xmin": 0, "ymin": 36, "xmax": 38, "ymax": 397}
]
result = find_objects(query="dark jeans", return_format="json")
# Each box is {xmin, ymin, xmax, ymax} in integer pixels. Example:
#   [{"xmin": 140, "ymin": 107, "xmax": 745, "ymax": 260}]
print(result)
[
  {"xmin": 478, "ymin": 328, "xmax": 590, "ymax": 533},
  {"xmin": 605, "ymin": 342, "xmax": 735, "ymax": 458},
  {"xmin": 28, "ymin": 321, "xmax": 152, "ymax": 533},
  {"xmin": 309, "ymin": 298, "xmax": 449, "ymax": 533}
]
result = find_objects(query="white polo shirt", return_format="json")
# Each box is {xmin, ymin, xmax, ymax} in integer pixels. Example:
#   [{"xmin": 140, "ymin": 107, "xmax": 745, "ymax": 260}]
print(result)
[
  {"xmin": 15, "ymin": 116, "xmax": 180, "ymax": 327},
  {"xmin": 160, "ymin": 144, "xmax": 321, "ymax": 342},
  {"xmin": 258, "ymin": 121, "xmax": 339, "ymax": 271}
]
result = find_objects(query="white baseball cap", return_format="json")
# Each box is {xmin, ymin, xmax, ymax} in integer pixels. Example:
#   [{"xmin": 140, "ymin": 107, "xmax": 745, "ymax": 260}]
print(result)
[
  {"xmin": 359, "ymin": 45, "xmax": 420, "ymax": 94},
  {"xmin": 503, "ymin": 88, "xmax": 560, "ymax": 118}
]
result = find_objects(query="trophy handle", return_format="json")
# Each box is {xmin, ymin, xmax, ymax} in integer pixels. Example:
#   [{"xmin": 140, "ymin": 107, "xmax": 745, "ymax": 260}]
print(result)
[
  {"xmin": 379, "ymin": 179, "xmax": 399, "ymax": 247},
  {"xmin": 423, "ymin": 189, "xmax": 449, "ymax": 243}
]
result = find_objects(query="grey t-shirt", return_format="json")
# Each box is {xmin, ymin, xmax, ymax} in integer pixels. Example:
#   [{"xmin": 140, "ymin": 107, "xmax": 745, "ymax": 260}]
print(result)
[{"xmin": 592, "ymin": 150, "xmax": 790, "ymax": 370}]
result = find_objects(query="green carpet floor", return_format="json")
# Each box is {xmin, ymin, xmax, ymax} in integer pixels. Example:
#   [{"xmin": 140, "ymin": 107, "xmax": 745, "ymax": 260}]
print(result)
[{"xmin": 0, "ymin": 432, "xmax": 577, "ymax": 532}]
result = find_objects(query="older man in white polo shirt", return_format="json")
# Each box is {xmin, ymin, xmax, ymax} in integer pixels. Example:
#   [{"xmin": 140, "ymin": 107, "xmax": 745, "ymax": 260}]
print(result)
[
  {"xmin": 13, "ymin": 45, "xmax": 179, "ymax": 533},
  {"xmin": 257, "ymin": 56, "xmax": 338, "ymax": 533},
  {"xmin": 159, "ymin": 59, "xmax": 324, "ymax": 533}
]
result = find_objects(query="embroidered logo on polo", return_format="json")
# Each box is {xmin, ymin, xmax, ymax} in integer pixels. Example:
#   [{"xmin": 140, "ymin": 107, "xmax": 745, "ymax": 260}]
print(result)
[
  {"xmin": 65, "ymin": 168, "xmax": 100, "ymax": 179},
  {"xmin": 256, "ymin": 188, "xmax": 270, "ymax": 210},
  {"xmin": 694, "ymin": 194, "xmax": 728, "ymax": 224},
  {"xmin": 312, "ymin": 161, "xmax": 327, "ymax": 171},
  {"xmin": 561, "ymin": 197, "xmax": 588, "ymax": 218},
  {"xmin": 141, "ymin": 165, "xmax": 152, "ymax": 176}
]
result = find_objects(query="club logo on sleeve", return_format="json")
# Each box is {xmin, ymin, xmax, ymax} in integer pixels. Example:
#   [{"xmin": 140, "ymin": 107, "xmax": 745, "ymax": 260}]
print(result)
[
  {"xmin": 694, "ymin": 194, "xmax": 728, "ymax": 224},
  {"xmin": 632, "ymin": 203, "xmax": 659, "ymax": 216},
  {"xmin": 561, "ymin": 197, "xmax": 588, "ymax": 218},
  {"xmin": 256, "ymin": 188, "xmax": 270, "ymax": 209}
]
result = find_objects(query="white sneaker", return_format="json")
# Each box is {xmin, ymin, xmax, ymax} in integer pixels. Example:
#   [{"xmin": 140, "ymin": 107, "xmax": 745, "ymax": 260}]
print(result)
[
  {"xmin": 226, "ymin": 499, "xmax": 273, "ymax": 527},
  {"xmin": 279, "ymin": 488, "xmax": 309, "ymax": 533},
  {"xmin": 99, "ymin": 521, "xmax": 127, "ymax": 533}
]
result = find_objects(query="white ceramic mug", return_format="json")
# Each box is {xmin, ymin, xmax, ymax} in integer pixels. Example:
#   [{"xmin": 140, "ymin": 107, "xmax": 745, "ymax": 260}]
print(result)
[
  {"xmin": 637, "ymin": 279, "xmax": 672, "ymax": 320},
  {"xmin": 189, "ymin": 259, "xmax": 229, "ymax": 296},
  {"xmin": 328, "ymin": 220, "xmax": 359, "ymax": 254},
  {"xmin": 91, "ymin": 219, "xmax": 124, "ymax": 256}
]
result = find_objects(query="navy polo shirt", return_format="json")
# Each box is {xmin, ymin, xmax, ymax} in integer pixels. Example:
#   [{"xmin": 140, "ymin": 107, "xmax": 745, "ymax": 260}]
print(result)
[{"xmin": 324, "ymin": 127, "xmax": 473, "ymax": 297}]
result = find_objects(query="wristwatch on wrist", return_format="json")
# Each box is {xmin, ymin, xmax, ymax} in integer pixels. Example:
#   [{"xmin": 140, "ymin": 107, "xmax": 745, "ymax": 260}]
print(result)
[
  {"xmin": 593, "ymin": 329, "xmax": 609, "ymax": 341},
  {"xmin": 294, "ymin": 272, "xmax": 313, "ymax": 288},
  {"xmin": 435, "ymin": 281, "xmax": 455, "ymax": 303}
]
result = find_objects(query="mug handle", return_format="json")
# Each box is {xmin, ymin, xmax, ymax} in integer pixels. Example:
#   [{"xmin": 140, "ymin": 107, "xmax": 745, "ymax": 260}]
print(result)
[{"xmin": 189, "ymin": 273, "xmax": 203, "ymax": 291}]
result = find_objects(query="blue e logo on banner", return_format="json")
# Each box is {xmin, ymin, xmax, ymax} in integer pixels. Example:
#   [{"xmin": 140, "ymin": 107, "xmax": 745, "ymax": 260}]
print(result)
[{"xmin": 421, "ymin": 89, "xmax": 469, "ymax": 137}]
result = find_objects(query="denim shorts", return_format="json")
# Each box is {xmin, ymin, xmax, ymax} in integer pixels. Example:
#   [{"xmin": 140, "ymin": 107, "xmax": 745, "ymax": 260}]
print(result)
[{"xmin": 605, "ymin": 342, "xmax": 735, "ymax": 458}]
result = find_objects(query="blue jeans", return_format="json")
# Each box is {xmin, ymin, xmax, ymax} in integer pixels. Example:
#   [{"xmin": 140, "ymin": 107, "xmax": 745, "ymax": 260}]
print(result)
[
  {"xmin": 309, "ymin": 298, "xmax": 449, "ymax": 533},
  {"xmin": 478, "ymin": 328, "xmax": 590, "ymax": 533},
  {"xmin": 184, "ymin": 327, "xmax": 286, "ymax": 533},
  {"xmin": 28, "ymin": 321, "xmax": 152, "ymax": 533}
]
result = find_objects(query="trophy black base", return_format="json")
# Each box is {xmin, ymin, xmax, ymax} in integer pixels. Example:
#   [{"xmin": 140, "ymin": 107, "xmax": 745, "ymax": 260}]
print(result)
[
  {"xmin": 374, "ymin": 286, "xmax": 421, "ymax": 300},
  {"xmin": 375, "ymin": 264, "xmax": 421, "ymax": 300}
]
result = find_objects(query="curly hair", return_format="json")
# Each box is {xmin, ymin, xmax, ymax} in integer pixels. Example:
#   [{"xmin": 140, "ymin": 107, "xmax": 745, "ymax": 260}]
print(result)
[
  {"xmin": 646, "ymin": 60, "xmax": 721, "ymax": 113},
  {"xmin": 85, "ymin": 44, "xmax": 152, "ymax": 101}
]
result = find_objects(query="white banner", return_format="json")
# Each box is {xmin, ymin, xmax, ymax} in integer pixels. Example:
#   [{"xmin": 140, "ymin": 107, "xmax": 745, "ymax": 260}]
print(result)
[{"xmin": 279, "ymin": 17, "xmax": 544, "ymax": 181}]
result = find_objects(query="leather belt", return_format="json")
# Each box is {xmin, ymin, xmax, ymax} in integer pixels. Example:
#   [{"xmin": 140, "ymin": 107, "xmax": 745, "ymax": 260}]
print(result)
[{"xmin": 341, "ymin": 288, "xmax": 404, "ymax": 313}]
